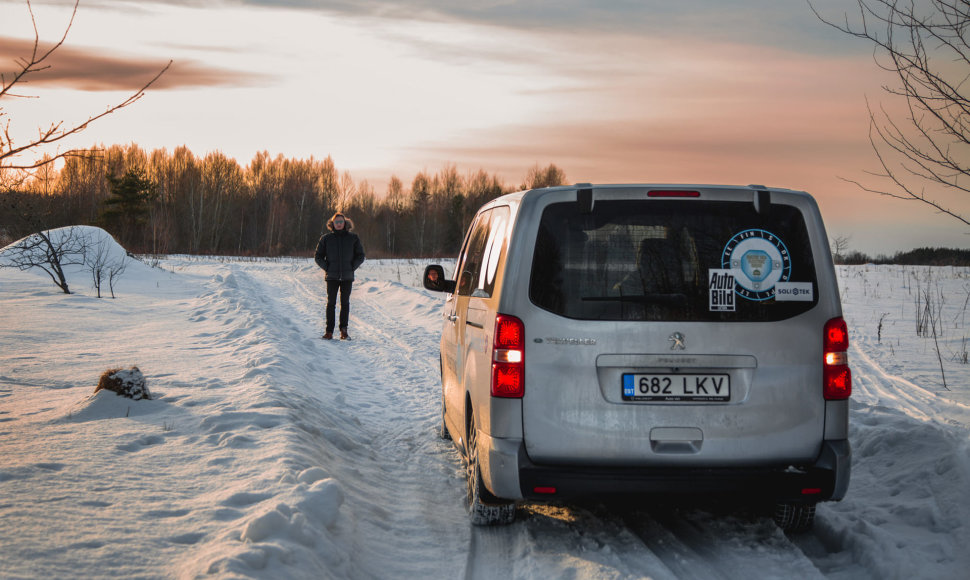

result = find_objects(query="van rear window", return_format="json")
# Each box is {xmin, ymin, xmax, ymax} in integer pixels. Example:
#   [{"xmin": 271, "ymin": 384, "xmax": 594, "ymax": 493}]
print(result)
[{"xmin": 529, "ymin": 199, "xmax": 819, "ymax": 322}]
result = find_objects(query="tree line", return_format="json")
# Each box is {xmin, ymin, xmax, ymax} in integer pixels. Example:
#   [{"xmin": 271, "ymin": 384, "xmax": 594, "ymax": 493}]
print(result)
[
  {"xmin": 0, "ymin": 143, "xmax": 568, "ymax": 257},
  {"xmin": 836, "ymin": 247, "xmax": 970, "ymax": 267}
]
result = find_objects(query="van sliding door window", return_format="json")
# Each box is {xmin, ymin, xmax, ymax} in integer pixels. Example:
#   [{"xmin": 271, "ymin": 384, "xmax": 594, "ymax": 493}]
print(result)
[
  {"xmin": 529, "ymin": 200, "xmax": 819, "ymax": 322},
  {"xmin": 457, "ymin": 207, "xmax": 510, "ymax": 298}
]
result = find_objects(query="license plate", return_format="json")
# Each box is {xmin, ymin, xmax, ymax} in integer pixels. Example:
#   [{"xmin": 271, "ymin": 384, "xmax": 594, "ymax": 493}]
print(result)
[{"xmin": 622, "ymin": 373, "xmax": 730, "ymax": 402}]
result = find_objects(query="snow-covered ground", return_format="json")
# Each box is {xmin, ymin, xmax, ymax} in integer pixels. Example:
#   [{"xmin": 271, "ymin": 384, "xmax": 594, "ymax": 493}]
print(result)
[{"xmin": 1, "ymin": 227, "xmax": 968, "ymax": 579}]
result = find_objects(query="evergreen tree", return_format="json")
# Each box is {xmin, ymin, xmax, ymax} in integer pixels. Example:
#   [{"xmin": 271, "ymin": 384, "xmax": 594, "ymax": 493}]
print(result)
[{"xmin": 101, "ymin": 168, "xmax": 156, "ymax": 247}]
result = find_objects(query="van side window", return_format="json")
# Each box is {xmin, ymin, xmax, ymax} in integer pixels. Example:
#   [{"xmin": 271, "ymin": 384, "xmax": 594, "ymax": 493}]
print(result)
[
  {"xmin": 457, "ymin": 211, "xmax": 491, "ymax": 297},
  {"xmin": 479, "ymin": 207, "xmax": 510, "ymax": 297},
  {"xmin": 457, "ymin": 207, "xmax": 510, "ymax": 298}
]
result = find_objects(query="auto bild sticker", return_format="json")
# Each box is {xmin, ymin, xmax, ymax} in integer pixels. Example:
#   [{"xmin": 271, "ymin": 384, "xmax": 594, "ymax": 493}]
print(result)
[
  {"xmin": 708, "ymin": 269, "xmax": 736, "ymax": 311},
  {"xmin": 720, "ymin": 229, "xmax": 792, "ymax": 301}
]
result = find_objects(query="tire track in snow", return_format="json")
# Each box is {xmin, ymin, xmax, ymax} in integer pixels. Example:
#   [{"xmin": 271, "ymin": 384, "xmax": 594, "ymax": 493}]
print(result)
[
  {"xmin": 618, "ymin": 502, "xmax": 825, "ymax": 580},
  {"xmin": 464, "ymin": 503, "xmax": 682, "ymax": 580},
  {"xmin": 236, "ymin": 263, "xmax": 472, "ymax": 578},
  {"xmin": 850, "ymin": 342, "xmax": 970, "ymax": 425},
  {"xmin": 467, "ymin": 499, "xmax": 824, "ymax": 580},
  {"xmin": 336, "ymin": 277, "xmax": 474, "ymax": 578}
]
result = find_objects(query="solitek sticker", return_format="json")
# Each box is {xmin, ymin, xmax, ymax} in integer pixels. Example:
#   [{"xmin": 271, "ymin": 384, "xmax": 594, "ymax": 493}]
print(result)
[
  {"xmin": 709, "ymin": 269, "xmax": 736, "ymax": 312},
  {"xmin": 721, "ymin": 229, "xmax": 791, "ymax": 301},
  {"xmin": 775, "ymin": 282, "xmax": 814, "ymax": 301}
]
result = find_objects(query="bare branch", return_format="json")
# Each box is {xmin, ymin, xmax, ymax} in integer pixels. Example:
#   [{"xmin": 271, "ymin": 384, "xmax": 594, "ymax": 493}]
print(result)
[
  {"xmin": 1, "ymin": 0, "xmax": 170, "ymax": 183},
  {"xmin": 0, "ymin": 0, "xmax": 78, "ymax": 101},
  {"xmin": 812, "ymin": 0, "xmax": 970, "ymax": 226},
  {"xmin": 1, "ymin": 61, "xmax": 172, "ymax": 167}
]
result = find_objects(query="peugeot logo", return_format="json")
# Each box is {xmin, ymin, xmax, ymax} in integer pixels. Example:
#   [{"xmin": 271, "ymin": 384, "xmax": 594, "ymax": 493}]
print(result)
[{"xmin": 668, "ymin": 332, "xmax": 686, "ymax": 350}]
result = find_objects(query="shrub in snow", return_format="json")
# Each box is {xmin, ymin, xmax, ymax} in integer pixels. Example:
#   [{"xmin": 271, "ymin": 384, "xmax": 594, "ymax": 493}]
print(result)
[{"xmin": 95, "ymin": 366, "xmax": 151, "ymax": 400}]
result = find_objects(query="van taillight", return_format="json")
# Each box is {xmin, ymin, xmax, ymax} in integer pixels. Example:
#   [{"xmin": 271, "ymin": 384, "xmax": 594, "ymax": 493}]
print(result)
[
  {"xmin": 823, "ymin": 317, "xmax": 851, "ymax": 400},
  {"xmin": 492, "ymin": 314, "xmax": 525, "ymax": 398}
]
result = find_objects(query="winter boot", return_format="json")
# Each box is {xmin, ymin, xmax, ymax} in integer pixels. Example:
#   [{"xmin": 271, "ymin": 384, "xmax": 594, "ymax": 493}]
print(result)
[
  {"xmin": 339, "ymin": 328, "xmax": 349, "ymax": 340},
  {"xmin": 323, "ymin": 331, "xmax": 333, "ymax": 340}
]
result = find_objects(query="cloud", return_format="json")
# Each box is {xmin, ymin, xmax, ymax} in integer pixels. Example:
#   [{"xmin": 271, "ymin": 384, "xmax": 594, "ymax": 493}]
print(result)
[
  {"xmin": 403, "ymin": 115, "xmax": 864, "ymax": 187},
  {"xmin": 78, "ymin": 0, "xmax": 861, "ymax": 56},
  {"xmin": 387, "ymin": 37, "xmax": 882, "ymax": 192},
  {"xmin": 177, "ymin": 0, "xmax": 862, "ymax": 55},
  {"xmin": 0, "ymin": 36, "xmax": 271, "ymax": 91}
]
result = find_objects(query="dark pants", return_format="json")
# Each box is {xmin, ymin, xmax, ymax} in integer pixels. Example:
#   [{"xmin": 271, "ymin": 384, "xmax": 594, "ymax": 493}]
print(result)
[{"xmin": 326, "ymin": 280, "xmax": 353, "ymax": 332}]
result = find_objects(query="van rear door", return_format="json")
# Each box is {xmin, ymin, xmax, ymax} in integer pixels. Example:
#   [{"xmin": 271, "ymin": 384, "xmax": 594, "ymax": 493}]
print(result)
[{"xmin": 521, "ymin": 189, "xmax": 832, "ymax": 466}]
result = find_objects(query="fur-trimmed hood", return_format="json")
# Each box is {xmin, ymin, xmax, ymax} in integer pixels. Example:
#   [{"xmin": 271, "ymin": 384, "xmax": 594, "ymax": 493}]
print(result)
[{"xmin": 326, "ymin": 215, "xmax": 354, "ymax": 232}]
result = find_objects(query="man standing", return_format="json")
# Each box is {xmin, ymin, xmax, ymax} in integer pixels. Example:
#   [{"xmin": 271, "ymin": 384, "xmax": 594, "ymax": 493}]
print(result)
[{"xmin": 314, "ymin": 212, "xmax": 365, "ymax": 340}]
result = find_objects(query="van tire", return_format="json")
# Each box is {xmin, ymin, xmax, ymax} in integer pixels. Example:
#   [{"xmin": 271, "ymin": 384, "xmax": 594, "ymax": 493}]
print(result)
[
  {"xmin": 773, "ymin": 501, "xmax": 816, "ymax": 533},
  {"xmin": 439, "ymin": 394, "xmax": 451, "ymax": 440},
  {"xmin": 466, "ymin": 413, "xmax": 515, "ymax": 525},
  {"xmin": 438, "ymin": 358, "xmax": 451, "ymax": 440}
]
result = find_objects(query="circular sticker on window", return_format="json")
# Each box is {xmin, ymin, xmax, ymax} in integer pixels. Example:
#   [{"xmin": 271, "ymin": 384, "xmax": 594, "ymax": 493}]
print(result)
[{"xmin": 721, "ymin": 229, "xmax": 791, "ymax": 301}]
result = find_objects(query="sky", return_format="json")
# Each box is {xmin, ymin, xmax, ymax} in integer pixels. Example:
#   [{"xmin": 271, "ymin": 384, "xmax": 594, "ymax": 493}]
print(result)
[{"xmin": 1, "ymin": 0, "xmax": 969, "ymax": 255}]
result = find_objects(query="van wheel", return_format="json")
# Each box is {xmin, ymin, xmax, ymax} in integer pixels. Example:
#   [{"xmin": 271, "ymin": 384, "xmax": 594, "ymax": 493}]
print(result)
[
  {"xmin": 465, "ymin": 414, "xmax": 515, "ymax": 525},
  {"xmin": 439, "ymin": 394, "xmax": 451, "ymax": 440},
  {"xmin": 773, "ymin": 501, "xmax": 816, "ymax": 533}
]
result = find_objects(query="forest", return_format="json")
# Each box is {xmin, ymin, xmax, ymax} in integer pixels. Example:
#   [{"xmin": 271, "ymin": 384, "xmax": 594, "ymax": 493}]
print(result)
[
  {"xmin": 837, "ymin": 247, "xmax": 970, "ymax": 267},
  {"xmin": 5, "ymin": 146, "xmax": 969, "ymax": 266},
  {"xmin": 0, "ymin": 143, "xmax": 567, "ymax": 258}
]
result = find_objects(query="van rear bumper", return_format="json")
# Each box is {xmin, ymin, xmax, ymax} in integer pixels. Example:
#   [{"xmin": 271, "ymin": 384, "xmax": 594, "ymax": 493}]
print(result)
[{"xmin": 482, "ymin": 434, "xmax": 850, "ymax": 503}]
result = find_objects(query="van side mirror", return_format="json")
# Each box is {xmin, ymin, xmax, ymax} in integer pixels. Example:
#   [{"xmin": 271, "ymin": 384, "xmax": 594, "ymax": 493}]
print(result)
[{"xmin": 424, "ymin": 265, "xmax": 456, "ymax": 293}]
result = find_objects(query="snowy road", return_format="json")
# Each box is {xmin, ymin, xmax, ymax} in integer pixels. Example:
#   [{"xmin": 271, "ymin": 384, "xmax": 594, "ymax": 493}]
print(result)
[{"xmin": 2, "ymin": 236, "xmax": 968, "ymax": 579}]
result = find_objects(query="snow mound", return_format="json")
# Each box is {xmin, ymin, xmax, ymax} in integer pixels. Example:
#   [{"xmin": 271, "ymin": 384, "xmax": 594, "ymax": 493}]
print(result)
[
  {"xmin": 61, "ymin": 388, "xmax": 165, "ymax": 423},
  {"xmin": 2, "ymin": 225, "xmax": 113, "ymax": 260},
  {"xmin": 294, "ymin": 478, "xmax": 344, "ymax": 528},
  {"xmin": 238, "ymin": 480, "xmax": 343, "ymax": 544},
  {"xmin": 0, "ymin": 225, "xmax": 156, "ymax": 285}
]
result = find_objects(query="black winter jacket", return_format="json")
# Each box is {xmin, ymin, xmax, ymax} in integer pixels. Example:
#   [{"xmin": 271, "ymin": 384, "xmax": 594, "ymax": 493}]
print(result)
[{"xmin": 314, "ymin": 229, "xmax": 365, "ymax": 281}]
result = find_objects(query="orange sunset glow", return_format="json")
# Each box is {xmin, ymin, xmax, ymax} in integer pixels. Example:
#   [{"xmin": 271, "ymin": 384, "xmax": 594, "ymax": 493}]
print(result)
[{"xmin": 1, "ymin": 0, "xmax": 967, "ymax": 255}]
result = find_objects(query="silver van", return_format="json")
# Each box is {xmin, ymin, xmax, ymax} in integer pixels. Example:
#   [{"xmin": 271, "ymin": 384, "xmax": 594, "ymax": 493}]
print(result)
[{"xmin": 423, "ymin": 184, "xmax": 851, "ymax": 531}]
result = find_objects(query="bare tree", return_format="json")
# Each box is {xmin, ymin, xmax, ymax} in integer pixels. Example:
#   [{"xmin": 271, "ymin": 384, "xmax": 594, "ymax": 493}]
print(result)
[
  {"xmin": 832, "ymin": 234, "xmax": 853, "ymax": 261},
  {"xmin": 1, "ymin": 226, "xmax": 88, "ymax": 293},
  {"xmin": 522, "ymin": 163, "xmax": 567, "ymax": 190},
  {"xmin": 106, "ymin": 252, "xmax": 128, "ymax": 299},
  {"xmin": 0, "ymin": 0, "xmax": 170, "ymax": 188},
  {"xmin": 86, "ymin": 235, "xmax": 109, "ymax": 298},
  {"xmin": 813, "ymin": 0, "xmax": 970, "ymax": 226}
]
